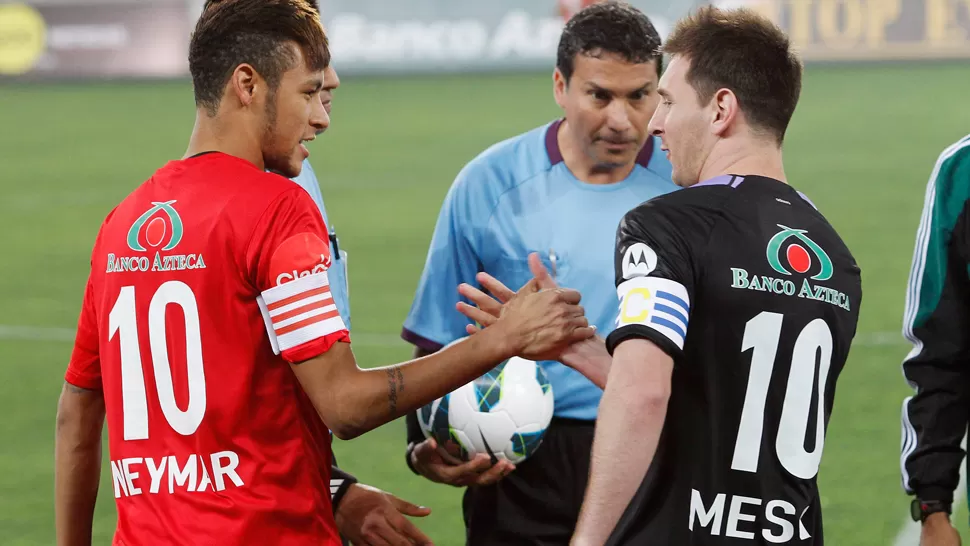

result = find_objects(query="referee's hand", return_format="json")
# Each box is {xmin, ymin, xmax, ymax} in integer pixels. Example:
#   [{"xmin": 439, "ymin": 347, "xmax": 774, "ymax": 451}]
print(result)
[{"xmin": 410, "ymin": 437, "xmax": 515, "ymax": 487}]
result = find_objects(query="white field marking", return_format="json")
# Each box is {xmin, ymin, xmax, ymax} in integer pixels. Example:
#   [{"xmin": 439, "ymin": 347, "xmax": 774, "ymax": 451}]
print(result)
[
  {"xmin": 0, "ymin": 325, "xmax": 405, "ymax": 347},
  {"xmin": 893, "ymin": 435, "xmax": 967, "ymax": 546},
  {"xmin": 4, "ymin": 321, "xmax": 948, "ymax": 546},
  {"xmin": 0, "ymin": 325, "xmax": 909, "ymax": 348}
]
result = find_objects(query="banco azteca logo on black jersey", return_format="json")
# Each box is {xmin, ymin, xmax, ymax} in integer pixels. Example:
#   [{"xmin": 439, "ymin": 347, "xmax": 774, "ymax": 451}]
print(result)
[
  {"xmin": 765, "ymin": 224, "xmax": 833, "ymax": 282},
  {"xmin": 730, "ymin": 224, "xmax": 850, "ymax": 311}
]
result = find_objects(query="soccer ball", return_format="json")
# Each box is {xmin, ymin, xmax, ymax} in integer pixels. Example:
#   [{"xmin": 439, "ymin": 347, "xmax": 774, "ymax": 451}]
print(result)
[{"xmin": 417, "ymin": 356, "xmax": 555, "ymax": 464}]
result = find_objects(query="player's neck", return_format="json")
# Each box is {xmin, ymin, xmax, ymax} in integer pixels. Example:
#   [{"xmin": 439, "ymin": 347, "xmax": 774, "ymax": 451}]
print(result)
[
  {"xmin": 698, "ymin": 140, "xmax": 787, "ymax": 185},
  {"xmin": 184, "ymin": 111, "xmax": 266, "ymax": 171},
  {"xmin": 558, "ymin": 121, "xmax": 635, "ymax": 185}
]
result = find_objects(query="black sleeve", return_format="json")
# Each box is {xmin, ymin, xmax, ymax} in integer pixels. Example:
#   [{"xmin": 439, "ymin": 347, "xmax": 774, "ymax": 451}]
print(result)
[
  {"xmin": 404, "ymin": 345, "xmax": 434, "ymax": 475},
  {"xmin": 901, "ymin": 152, "xmax": 970, "ymax": 504},
  {"xmin": 605, "ymin": 198, "xmax": 700, "ymax": 361},
  {"xmin": 404, "ymin": 412, "xmax": 425, "ymax": 474},
  {"xmin": 330, "ymin": 460, "xmax": 359, "ymax": 512}
]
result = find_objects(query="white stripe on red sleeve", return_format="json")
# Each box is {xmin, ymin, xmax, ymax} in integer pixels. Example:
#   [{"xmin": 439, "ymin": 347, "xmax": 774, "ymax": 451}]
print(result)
[{"xmin": 259, "ymin": 272, "xmax": 347, "ymax": 354}]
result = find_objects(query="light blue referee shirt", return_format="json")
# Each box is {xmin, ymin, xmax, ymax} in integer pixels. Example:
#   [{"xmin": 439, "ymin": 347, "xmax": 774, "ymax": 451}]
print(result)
[
  {"xmin": 290, "ymin": 160, "xmax": 351, "ymax": 330},
  {"xmin": 401, "ymin": 120, "xmax": 678, "ymax": 420}
]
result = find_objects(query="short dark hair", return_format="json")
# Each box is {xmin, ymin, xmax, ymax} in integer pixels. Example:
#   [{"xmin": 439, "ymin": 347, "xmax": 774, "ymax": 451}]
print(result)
[
  {"xmin": 662, "ymin": 6, "xmax": 802, "ymax": 144},
  {"xmin": 189, "ymin": 0, "xmax": 330, "ymax": 115},
  {"xmin": 556, "ymin": 1, "xmax": 663, "ymax": 82}
]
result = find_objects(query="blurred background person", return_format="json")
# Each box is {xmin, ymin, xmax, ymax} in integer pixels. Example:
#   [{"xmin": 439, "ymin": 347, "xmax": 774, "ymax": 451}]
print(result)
[{"xmin": 900, "ymin": 133, "xmax": 970, "ymax": 546}]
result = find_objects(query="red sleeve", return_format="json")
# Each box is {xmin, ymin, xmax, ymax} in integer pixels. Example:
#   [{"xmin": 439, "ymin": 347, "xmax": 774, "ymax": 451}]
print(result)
[
  {"xmin": 248, "ymin": 188, "xmax": 350, "ymax": 363},
  {"xmin": 65, "ymin": 272, "xmax": 102, "ymax": 390}
]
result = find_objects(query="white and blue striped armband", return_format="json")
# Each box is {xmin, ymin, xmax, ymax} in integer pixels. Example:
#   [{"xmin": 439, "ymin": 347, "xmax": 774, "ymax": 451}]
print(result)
[{"xmin": 615, "ymin": 276, "xmax": 691, "ymax": 349}]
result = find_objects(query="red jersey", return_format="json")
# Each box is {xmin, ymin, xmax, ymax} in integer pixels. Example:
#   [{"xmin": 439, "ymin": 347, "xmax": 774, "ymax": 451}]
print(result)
[{"xmin": 65, "ymin": 152, "xmax": 350, "ymax": 545}]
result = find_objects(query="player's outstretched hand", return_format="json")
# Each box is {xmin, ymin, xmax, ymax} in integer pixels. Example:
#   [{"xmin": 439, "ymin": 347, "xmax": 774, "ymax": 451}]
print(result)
[
  {"xmin": 457, "ymin": 252, "xmax": 568, "ymax": 332},
  {"xmin": 335, "ymin": 483, "xmax": 434, "ymax": 546},
  {"xmin": 498, "ymin": 284, "xmax": 593, "ymax": 361},
  {"xmin": 457, "ymin": 253, "xmax": 594, "ymax": 361},
  {"xmin": 920, "ymin": 513, "xmax": 961, "ymax": 546},
  {"xmin": 410, "ymin": 437, "xmax": 515, "ymax": 487}
]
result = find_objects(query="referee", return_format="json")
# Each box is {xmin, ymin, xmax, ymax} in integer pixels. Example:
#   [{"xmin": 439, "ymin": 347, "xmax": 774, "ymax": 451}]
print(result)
[
  {"xmin": 399, "ymin": 3, "xmax": 677, "ymax": 544},
  {"xmin": 900, "ymin": 133, "xmax": 970, "ymax": 545}
]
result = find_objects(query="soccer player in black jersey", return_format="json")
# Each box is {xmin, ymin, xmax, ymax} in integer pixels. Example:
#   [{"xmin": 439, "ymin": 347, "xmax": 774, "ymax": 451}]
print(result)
[{"xmin": 455, "ymin": 6, "xmax": 862, "ymax": 545}]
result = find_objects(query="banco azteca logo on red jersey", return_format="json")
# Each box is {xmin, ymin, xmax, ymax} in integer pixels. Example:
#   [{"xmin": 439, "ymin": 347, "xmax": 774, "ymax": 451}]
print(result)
[
  {"xmin": 269, "ymin": 232, "xmax": 331, "ymax": 286},
  {"xmin": 107, "ymin": 200, "xmax": 207, "ymax": 274},
  {"xmin": 127, "ymin": 200, "xmax": 183, "ymax": 252}
]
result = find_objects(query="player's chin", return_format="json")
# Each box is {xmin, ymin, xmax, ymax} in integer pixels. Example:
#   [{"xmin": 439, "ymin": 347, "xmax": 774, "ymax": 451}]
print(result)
[
  {"xmin": 269, "ymin": 155, "xmax": 304, "ymax": 179},
  {"xmin": 671, "ymin": 168, "xmax": 695, "ymax": 188}
]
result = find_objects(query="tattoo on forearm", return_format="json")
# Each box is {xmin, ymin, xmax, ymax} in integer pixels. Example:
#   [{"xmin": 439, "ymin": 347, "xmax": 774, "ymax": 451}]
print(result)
[{"xmin": 386, "ymin": 368, "xmax": 405, "ymax": 415}]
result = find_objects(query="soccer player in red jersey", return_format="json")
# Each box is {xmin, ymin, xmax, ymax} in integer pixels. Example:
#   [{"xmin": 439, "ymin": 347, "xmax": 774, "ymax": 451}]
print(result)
[{"xmin": 53, "ymin": 1, "xmax": 593, "ymax": 544}]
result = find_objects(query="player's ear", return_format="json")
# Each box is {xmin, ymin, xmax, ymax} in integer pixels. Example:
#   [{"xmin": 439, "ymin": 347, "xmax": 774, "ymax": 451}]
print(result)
[
  {"xmin": 710, "ymin": 88, "xmax": 738, "ymax": 138},
  {"xmin": 229, "ymin": 63, "xmax": 259, "ymax": 108},
  {"xmin": 553, "ymin": 68, "xmax": 567, "ymax": 110}
]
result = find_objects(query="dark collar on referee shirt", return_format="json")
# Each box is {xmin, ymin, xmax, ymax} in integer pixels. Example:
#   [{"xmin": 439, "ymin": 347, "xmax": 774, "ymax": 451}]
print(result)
[{"xmin": 544, "ymin": 118, "xmax": 654, "ymax": 169}]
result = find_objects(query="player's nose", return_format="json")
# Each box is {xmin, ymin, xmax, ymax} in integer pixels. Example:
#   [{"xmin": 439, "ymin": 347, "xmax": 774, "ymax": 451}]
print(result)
[{"xmin": 310, "ymin": 101, "xmax": 330, "ymax": 133}]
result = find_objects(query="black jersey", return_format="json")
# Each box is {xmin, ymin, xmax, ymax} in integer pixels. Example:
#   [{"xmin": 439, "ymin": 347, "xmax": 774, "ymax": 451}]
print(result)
[{"xmin": 604, "ymin": 175, "xmax": 862, "ymax": 545}]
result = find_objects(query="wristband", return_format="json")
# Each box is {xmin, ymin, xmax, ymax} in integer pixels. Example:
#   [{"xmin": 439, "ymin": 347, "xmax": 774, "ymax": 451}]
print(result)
[
  {"xmin": 330, "ymin": 466, "xmax": 359, "ymax": 512},
  {"xmin": 405, "ymin": 442, "xmax": 420, "ymax": 475},
  {"xmin": 911, "ymin": 499, "xmax": 952, "ymax": 522}
]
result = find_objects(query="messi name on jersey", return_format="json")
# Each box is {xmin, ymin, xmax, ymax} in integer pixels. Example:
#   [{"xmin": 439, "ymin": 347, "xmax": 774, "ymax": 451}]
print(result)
[
  {"xmin": 106, "ymin": 201, "xmax": 207, "ymax": 274},
  {"xmin": 730, "ymin": 225, "xmax": 850, "ymax": 312}
]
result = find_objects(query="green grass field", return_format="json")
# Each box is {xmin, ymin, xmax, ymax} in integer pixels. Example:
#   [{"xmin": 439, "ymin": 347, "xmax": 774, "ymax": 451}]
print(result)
[{"xmin": 2, "ymin": 63, "xmax": 970, "ymax": 545}]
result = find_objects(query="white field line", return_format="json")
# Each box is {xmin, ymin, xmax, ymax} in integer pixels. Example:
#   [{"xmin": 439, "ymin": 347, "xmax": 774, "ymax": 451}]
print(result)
[
  {"xmin": 0, "ymin": 325, "xmax": 405, "ymax": 347},
  {"xmin": 0, "ymin": 325, "xmax": 910, "ymax": 348},
  {"xmin": 893, "ymin": 435, "xmax": 967, "ymax": 546},
  {"xmin": 3, "ymin": 322, "xmax": 946, "ymax": 545}
]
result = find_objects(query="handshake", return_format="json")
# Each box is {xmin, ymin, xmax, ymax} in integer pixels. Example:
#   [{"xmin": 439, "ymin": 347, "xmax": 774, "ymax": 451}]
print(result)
[
  {"xmin": 410, "ymin": 252, "xmax": 609, "ymax": 488},
  {"xmin": 454, "ymin": 252, "xmax": 597, "ymax": 362}
]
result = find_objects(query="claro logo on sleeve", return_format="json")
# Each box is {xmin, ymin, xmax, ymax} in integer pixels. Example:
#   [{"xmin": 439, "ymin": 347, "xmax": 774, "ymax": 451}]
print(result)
[{"xmin": 268, "ymin": 232, "xmax": 332, "ymax": 286}]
